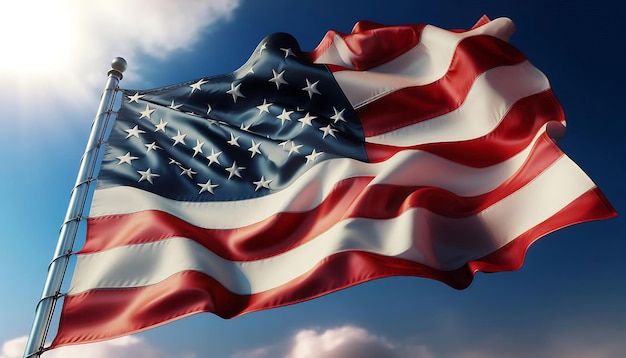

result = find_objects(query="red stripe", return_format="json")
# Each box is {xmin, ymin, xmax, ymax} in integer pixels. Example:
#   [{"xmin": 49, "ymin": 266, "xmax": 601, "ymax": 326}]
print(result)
[
  {"xmin": 365, "ymin": 90, "xmax": 564, "ymax": 167},
  {"xmin": 471, "ymin": 15, "xmax": 492, "ymax": 30},
  {"xmin": 50, "ymin": 258, "xmax": 470, "ymax": 348},
  {"xmin": 350, "ymin": 35, "xmax": 526, "ymax": 137},
  {"xmin": 82, "ymin": 134, "xmax": 562, "ymax": 261},
  {"xmin": 52, "ymin": 187, "xmax": 616, "ymax": 348},
  {"xmin": 82, "ymin": 176, "xmax": 373, "ymax": 260},
  {"xmin": 306, "ymin": 22, "xmax": 425, "ymax": 69}
]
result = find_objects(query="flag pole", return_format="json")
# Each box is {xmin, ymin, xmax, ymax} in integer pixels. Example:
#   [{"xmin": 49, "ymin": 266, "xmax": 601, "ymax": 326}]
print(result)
[{"xmin": 23, "ymin": 57, "xmax": 127, "ymax": 358}]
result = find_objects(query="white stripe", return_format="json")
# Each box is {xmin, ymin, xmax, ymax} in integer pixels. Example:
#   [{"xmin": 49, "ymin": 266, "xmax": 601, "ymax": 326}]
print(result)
[
  {"xmin": 71, "ymin": 155, "xmax": 595, "ymax": 296},
  {"xmin": 90, "ymin": 127, "xmax": 550, "ymax": 228},
  {"xmin": 314, "ymin": 17, "xmax": 515, "ymax": 72},
  {"xmin": 358, "ymin": 62, "xmax": 549, "ymax": 145}
]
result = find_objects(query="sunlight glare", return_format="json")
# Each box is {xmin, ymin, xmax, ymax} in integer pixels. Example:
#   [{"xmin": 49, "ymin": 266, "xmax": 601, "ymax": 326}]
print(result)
[{"xmin": 1, "ymin": 1, "xmax": 75, "ymax": 76}]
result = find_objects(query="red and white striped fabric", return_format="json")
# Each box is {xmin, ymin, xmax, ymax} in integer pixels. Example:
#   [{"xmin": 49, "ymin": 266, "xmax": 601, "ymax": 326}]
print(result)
[{"xmin": 51, "ymin": 16, "xmax": 616, "ymax": 348}]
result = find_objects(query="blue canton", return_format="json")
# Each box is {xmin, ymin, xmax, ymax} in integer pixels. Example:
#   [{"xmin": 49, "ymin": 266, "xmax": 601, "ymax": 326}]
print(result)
[{"xmin": 98, "ymin": 33, "xmax": 368, "ymax": 202}]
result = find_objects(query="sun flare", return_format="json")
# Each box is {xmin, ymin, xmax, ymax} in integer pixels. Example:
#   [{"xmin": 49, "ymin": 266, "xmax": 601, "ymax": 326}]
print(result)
[{"xmin": 1, "ymin": 2, "xmax": 75, "ymax": 76}]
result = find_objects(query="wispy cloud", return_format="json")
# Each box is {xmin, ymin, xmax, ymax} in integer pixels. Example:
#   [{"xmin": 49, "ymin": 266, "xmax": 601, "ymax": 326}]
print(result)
[
  {"xmin": 1, "ymin": 335, "xmax": 195, "ymax": 358},
  {"xmin": 231, "ymin": 324, "xmax": 626, "ymax": 358},
  {"xmin": 1, "ymin": 0, "xmax": 240, "ymax": 121},
  {"xmin": 285, "ymin": 325, "xmax": 429, "ymax": 358},
  {"xmin": 0, "ymin": 337, "xmax": 26, "ymax": 358},
  {"xmin": 232, "ymin": 325, "xmax": 435, "ymax": 358}
]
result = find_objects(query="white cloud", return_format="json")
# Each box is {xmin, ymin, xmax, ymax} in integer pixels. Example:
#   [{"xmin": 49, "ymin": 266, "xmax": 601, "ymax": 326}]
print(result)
[
  {"xmin": 0, "ymin": 337, "xmax": 27, "ymax": 358},
  {"xmin": 545, "ymin": 331, "xmax": 626, "ymax": 358},
  {"xmin": 287, "ymin": 326, "xmax": 398, "ymax": 358},
  {"xmin": 1, "ymin": 335, "xmax": 196, "ymax": 358},
  {"xmin": 1, "ymin": 0, "xmax": 240, "ymax": 121},
  {"xmin": 232, "ymin": 324, "xmax": 626, "ymax": 358},
  {"xmin": 232, "ymin": 325, "xmax": 435, "ymax": 358}
]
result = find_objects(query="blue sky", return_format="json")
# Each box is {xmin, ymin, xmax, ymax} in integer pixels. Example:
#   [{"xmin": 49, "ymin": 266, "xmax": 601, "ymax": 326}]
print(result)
[{"xmin": 1, "ymin": 0, "xmax": 624, "ymax": 357}]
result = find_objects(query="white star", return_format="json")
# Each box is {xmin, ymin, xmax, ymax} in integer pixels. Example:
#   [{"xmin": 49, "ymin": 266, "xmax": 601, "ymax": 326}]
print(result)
[
  {"xmin": 298, "ymin": 112, "xmax": 317, "ymax": 127},
  {"xmin": 116, "ymin": 152, "xmax": 138, "ymax": 165},
  {"xmin": 145, "ymin": 142, "xmax": 161, "ymax": 152},
  {"xmin": 225, "ymin": 161, "xmax": 245, "ymax": 180},
  {"xmin": 137, "ymin": 168, "xmax": 159, "ymax": 184},
  {"xmin": 256, "ymin": 99, "xmax": 272, "ymax": 114},
  {"xmin": 248, "ymin": 139, "xmax": 262, "ymax": 158},
  {"xmin": 155, "ymin": 118, "xmax": 168, "ymax": 132},
  {"xmin": 320, "ymin": 124, "xmax": 338, "ymax": 139},
  {"xmin": 240, "ymin": 122, "xmax": 252, "ymax": 132},
  {"xmin": 180, "ymin": 167, "xmax": 197, "ymax": 179},
  {"xmin": 227, "ymin": 132, "xmax": 240, "ymax": 147},
  {"xmin": 259, "ymin": 42, "xmax": 267, "ymax": 54},
  {"xmin": 168, "ymin": 158, "xmax": 181, "ymax": 166},
  {"xmin": 306, "ymin": 149, "xmax": 324, "ymax": 164},
  {"xmin": 253, "ymin": 176, "xmax": 273, "ymax": 191},
  {"xmin": 206, "ymin": 149, "xmax": 222, "ymax": 166},
  {"xmin": 189, "ymin": 78, "xmax": 208, "ymax": 93},
  {"xmin": 302, "ymin": 79, "xmax": 321, "ymax": 98},
  {"xmin": 287, "ymin": 141, "xmax": 303, "ymax": 156},
  {"xmin": 127, "ymin": 92, "xmax": 144, "ymax": 103},
  {"xmin": 277, "ymin": 108, "xmax": 293, "ymax": 125},
  {"xmin": 171, "ymin": 130, "xmax": 187, "ymax": 146},
  {"xmin": 169, "ymin": 100, "xmax": 183, "ymax": 110},
  {"xmin": 269, "ymin": 69, "xmax": 288, "ymax": 89},
  {"xmin": 226, "ymin": 82, "xmax": 246, "ymax": 103},
  {"xmin": 192, "ymin": 139, "xmax": 204, "ymax": 157},
  {"xmin": 197, "ymin": 179, "xmax": 219, "ymax": 194},
  {"xmin": 278, "ymin": 140, "xmax": 290, "ymax": 148},
  {"xmin": 125, "ymin": 125, "xmax": 145, "ymax": 138},
  {"xmin": 206, "ymin": 104, "xmax": 212, "ymax": 115},
  {"xmin": 331, "ymin": 107, "xmax": 346, "ymax": 123},
  {"xmin": 281, "ymin": 47, "xmax": 295, "ymax": 58},
  {"xmin": 139, "ymin": 104, "xmax": 155, "ymax": 120},
  {"xmin": 246, "ymin": 66, "xmax": 255, "ymax": 75}
]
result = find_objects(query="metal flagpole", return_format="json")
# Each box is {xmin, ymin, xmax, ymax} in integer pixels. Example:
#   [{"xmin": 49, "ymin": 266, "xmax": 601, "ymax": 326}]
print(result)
[{"xmin": 23, "ymin": 57, "xmax": 127, "ymax": 358}]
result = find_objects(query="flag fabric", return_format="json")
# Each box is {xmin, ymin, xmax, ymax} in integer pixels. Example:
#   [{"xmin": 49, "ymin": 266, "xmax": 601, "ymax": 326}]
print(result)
[{"xmin": 51, "ymin": 16, "xmax": 616, "ymax": 347}]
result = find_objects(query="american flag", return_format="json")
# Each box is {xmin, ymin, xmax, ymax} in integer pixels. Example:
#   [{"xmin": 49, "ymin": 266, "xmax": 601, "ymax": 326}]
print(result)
[{"xmin": 51, "ymin": 16, "xmax": 615, "ymax": 347}]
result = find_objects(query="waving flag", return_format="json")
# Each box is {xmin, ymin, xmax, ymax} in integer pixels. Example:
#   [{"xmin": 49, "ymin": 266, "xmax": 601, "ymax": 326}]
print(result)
[{"xmin": 51, "ymin": 16, "xmax": 615, "ymax": 347}]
